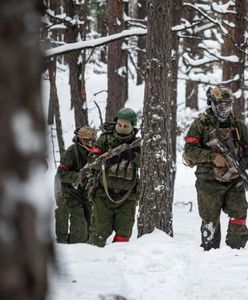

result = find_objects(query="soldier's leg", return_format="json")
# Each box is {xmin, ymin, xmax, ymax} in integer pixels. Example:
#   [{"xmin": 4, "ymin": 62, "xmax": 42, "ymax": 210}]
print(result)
[
  {"xmin": 83, "ymin": 200, "xmax": 92, "ymax": 229},
  {"xmin": 224, "ymin": 182, "xmax": 248, "ymax": 249},
  {"xmin": 113, "ymin": 200, "xmax": 136, "ymax": 242},
  {"xmin": 196, "ymin": 179, "xmax": 224, "ymax": 250},
  {"xmin": 88, "ymin": 197, "xmax": 113, "ymax": 247},
  {"xmin": 55, "ymin": 196, "xmax": 70, "ymax": 243},
  {"xmin": 69, "ymin": 206, "xmax": 88, "ymax": 243}
]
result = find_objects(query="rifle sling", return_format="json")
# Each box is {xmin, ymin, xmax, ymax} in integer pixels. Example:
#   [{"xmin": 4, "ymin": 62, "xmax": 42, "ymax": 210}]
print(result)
[{"xmin": 101, "ymin": 163, "xmax": 136, "ymax": 204}]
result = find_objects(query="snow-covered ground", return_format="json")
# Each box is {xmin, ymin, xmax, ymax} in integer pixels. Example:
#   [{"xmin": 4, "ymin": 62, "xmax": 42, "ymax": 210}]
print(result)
[{"xmin": 43, "ymin": 66, "xmax": 248, "ymax": 300}]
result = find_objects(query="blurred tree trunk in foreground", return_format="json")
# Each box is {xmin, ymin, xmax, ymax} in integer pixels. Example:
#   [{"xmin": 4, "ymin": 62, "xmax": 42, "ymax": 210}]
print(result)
[{"xmin": 0, "ymin": 1, "xmax": 52, "ymax": 299}]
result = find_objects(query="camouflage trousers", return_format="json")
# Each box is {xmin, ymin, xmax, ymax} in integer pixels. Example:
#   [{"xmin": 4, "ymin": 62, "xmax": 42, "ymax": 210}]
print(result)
[
  {"xmin": 88, "ymin": 196, "xmax": 137, "ymax": 247},
  {"xmin": 196, "ymin": 178, "xmax": 248, "ymax": 250},
  {"xmin": 55, "ymin": 194, "xmax": 92, "ymax": 244}
]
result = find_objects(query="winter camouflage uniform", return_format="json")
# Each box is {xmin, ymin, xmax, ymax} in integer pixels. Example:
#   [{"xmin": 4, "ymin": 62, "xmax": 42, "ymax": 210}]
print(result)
[
  {"xmin": 55, "ymin": 128, "xmax": 95, "ymax": 243},
  {"xmin": 184, "ymin": 105, "xmax": 248, "ymax": 250},
  {"xmin": 87, "ymin": 109, "xmax": 140, "ymax": 247}
]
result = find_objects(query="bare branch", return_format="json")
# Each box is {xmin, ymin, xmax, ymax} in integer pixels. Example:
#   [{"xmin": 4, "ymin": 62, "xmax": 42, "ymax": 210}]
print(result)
[
  {"xmin": 94, "ymin": 100, "xmax": 104, "ymax": 129},
  {"xmin": 178, "ymin": 74, "xmax": 240, "ymax": 86},
  {"xmin": 45, "ymin": 28, "xmax": 147, "ymax": 58},
  {"xmin": 183, "ymin": 2, "xmax": 248, "ymax": 55}
]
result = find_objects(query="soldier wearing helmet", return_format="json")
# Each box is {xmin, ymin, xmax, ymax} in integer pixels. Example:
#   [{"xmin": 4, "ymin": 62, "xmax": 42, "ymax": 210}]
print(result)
[
  {"xmin": 183, "ymin": 86, "xmax": 248, "ymax": 250},
  {"xmin": 87, "ymin": 107, "xmax": 140, "ymax": 247},
  {"xmin": 55, "ymin": 127, "xmax": 96, "ymax": 243}
]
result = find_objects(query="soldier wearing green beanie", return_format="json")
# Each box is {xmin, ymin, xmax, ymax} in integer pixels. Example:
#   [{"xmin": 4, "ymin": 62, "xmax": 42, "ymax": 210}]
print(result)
[{"xmin": 87, "ymin": 108, "xmax": 140, "ymax": 247}]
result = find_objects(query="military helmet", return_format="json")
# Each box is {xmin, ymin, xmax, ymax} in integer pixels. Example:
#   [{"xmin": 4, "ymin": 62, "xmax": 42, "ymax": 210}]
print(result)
[
  {"xmin": 75, "ymin": 127, "xmax": 96, "ymax": 141},
  {"xmin": 210, "ymin": 87, "xmax": 234, "ymax": 103},
  {"xmin": 114, "ymin": 107, "xmax": 137, "ymax": 126}
]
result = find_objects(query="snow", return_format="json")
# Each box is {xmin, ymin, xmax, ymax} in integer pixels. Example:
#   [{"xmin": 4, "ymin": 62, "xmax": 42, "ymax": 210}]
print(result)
[
  {"xmin": 48, "ymin": 159, "xmax": 248, "ymax": 300},
  {"xmin": 45, "ymin": 28, "xmax": 147, "ymax": 58},
  {"xmin": 212, "ymin": 2, "xmax": 236, "ymax": 14},
  {"xmin": 44, "ymin": 61, "xmax": 248, "ymax": 300}
]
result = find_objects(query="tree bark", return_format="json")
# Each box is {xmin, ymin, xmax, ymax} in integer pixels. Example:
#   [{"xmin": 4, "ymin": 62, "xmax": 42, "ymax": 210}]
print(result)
[
  {"xmin": 171, "ymin": 0, "xmax": 183, "ymax": 201},
  {"xmin": 0, "ymin": 1, "xmax": 52, "ymax": 299},
  {"xmin": 222, "ymin": 0, "xmax": 246, "ymax": 120},
  {"xmin": 48, "ymin": 59, "xmax": 65, "ymax": 156},
  {"xmin": 105, "ymin": 0, "xmax": 128, "ymax": 122},
  {"xmin": 183, "ymin": 2, "xmax": 199, "ymax": 110},
  {"xmin": 65, "ymin": 0, "xmax": 88, "ymax": 127},
  {"xmin": 97, "ymin": 1, "xmax": 108, "ymax": 63},
  {"xmin": 138, "ymin": 0, "xmax": 174, "ymax": 237},
  {"xmin": 136, "ymin": 0, "xmax": 147, "ymax": 85}
]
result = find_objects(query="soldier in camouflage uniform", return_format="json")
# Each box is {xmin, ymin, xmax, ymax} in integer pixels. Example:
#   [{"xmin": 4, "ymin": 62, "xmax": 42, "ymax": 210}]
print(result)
[
  {"xmin": 184, "ymin": 87, "xmax": 248, "ymax": 250},
  {"xmin": 55, "ymin": 127, "xmax": 96, "ymax": 243},
  {"xmin": 87, "ymin": 108, "xmax": 140, "ymax": 247}
]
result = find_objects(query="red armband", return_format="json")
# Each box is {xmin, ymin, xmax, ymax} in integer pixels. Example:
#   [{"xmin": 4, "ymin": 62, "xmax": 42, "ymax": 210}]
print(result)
[
  {"xmin": 91, "ymin": 146, "xmax": 103, "ymax": 155},
  {"xmin": 58, "ymin": 163, "xmax": 70, "ymax": 171},
  {"xmin": 185, "ymin": 137, "xmax": 201, "ymax": 144},
  {"xmin": 229, "ymin": 218, "xmax": 246, "ymax": 225}
]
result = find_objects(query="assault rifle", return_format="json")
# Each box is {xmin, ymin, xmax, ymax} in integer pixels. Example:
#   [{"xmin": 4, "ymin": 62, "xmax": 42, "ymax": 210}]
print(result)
[
  {"xmin": 207, "ymin": 136, "xmax": 248, "ymax": 188},
  {"xmin": 80, "ymin": 137, "xmax": 141, "ymax": 175}
]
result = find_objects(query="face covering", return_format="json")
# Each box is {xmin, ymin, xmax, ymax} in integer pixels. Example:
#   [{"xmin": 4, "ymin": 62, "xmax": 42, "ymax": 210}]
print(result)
[
  {"xmin": 115, "ymin": 118, "xmax": 133, "ymax": 135},
  {"xmin": 211, "ymin": 101, "xmax": 232, "ymax": 122}
]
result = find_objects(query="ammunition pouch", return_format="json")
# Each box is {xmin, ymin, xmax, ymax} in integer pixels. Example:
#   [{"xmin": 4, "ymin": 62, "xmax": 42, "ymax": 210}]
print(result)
[{"xmin": 99, "ymin": 160, "xmax": 136, "ymax": 191}]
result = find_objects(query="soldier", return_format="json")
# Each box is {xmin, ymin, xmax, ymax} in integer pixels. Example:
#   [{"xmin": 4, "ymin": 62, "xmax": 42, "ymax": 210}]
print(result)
[
  {"xmin": 183, "ymin": 86, "xmax": 248, "ymax": 250},
  {"xmin": 87, "ymin": 108, "xmax": 140, "ymax": 247},
  {"xmin": 55, "ymin": 127, "xmax": 96, "ymax": 243}
]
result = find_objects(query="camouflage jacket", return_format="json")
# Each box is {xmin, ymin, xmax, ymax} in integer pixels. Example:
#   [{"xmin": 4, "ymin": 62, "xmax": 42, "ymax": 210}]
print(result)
[
  {"xmin": 184, "ymin": 108, "xmax": 248, "ymax": 180},
  {"xmin": 88, "ymin": 123, "xmax": 140, "ymax": 195},
  {"xmin": 57, "ymin": 143, "xmax": 89, "ymax": 191}
]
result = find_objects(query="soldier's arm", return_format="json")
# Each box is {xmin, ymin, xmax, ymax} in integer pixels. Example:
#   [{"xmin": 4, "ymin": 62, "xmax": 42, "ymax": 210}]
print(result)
[
  {"xmin": 57, "ymin": 146, "xmax": 80, "ymax": 184},
  {"xmin": 237, "ymin": 121, "xmax": 248, "ymax": 167},
  {"xmin": 87, "ymin": 135, "xmax": 107, "ymax": 169},
  {"xmin": 131, "ymin": 146, "xmax": 140, "ymax": 167},
  {"xmin": 184, "ymin": 119, "xmax": 215, "ymax": 164}
]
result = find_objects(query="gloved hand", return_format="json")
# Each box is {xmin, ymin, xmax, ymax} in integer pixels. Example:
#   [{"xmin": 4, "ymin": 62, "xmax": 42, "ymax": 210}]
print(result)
[
  {"xmin": 239, "ymin": 158, "xmax": 248, "ymax": 170},
  {"xmin": 212, "ymin": 153, "xmax": 229, "ymax": 168},
  {"xmin": 120, "ymin": 149, "xmax": 135, "ymax": 161},
  {"xmin": 104, "ymin": 155, "xmax": 120, "ymax": 168}
]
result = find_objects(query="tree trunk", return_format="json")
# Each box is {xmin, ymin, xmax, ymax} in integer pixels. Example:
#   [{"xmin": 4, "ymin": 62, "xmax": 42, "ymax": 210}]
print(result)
[
  {"xmin": 105, "ymin": 0, "xmax": 128, "ymax": 122},
  {"xmin": 171, "ymin": 0, "xmax": 183, "ymax": 200},
  {"xmin": 65, "ymin": 0, "xmax": 88, "ymax": 127},
  {"xmin": 183, "ymin": 2, "xmax": 199, "ymax": 110},
  {"xmin": 97, "ymin": 1, "xmax": 108, "ymax": 63},
  {"xmin": 48, "ymin": 59, "xmax": 65, "ymax": 156},
  {"xmin": 0, "ymin": 1, "xmax": 52, "ymax": 299},
  {"xmin": 138, "ymin": 0, "xmax": 174, "ymax": 237},
  {"xmin": 186, "ymin": 80, "xmax": 198, "ymax": 110},
  {"xmin": 136, "ymin": 0, "xmax": 147, "ymax": 85},
  {"xmin": 222, "ymin": 0, "xmax": 246, "ymax": 120},
  {"xmin": 232, "ymin": 0, "xmax": 246, "ymax": 119}
]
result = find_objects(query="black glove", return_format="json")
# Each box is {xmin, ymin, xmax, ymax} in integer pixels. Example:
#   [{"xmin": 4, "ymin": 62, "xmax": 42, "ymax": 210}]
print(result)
[
  {"xmin": 120, "ymin": 149, "xmax": 135, "ymax": 161},
  {"xmin": 239, "ymin": 158, "xmax": 248, "ymax": 170},
  {"xmin": 104, "ymin": 155, "xmax": 120, "ymax": 168}
]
